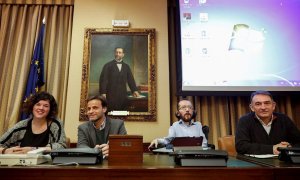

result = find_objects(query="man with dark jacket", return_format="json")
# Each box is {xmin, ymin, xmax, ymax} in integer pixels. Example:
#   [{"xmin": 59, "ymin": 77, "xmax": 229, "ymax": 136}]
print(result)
[
  {"xmin": 77, "ymin": 95, "xmax": 127, "ymax": 157},
  {"xmin": 235, "ymin": 90, "xmax": 300, "ymax": 155},
  {"xmin": 99, "ymin": 47, "xmax": 140, "ymax": 111}
]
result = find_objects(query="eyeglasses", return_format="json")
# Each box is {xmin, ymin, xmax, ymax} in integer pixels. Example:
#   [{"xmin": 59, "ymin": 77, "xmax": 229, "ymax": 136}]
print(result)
[{"xmin": 178, "ymin": 105, "xmax": 193, "ymax": 110}]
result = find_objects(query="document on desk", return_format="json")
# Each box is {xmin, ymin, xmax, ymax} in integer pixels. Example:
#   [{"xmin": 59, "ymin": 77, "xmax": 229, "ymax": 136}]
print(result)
[
  {"xmin": 152, "ymin": 147, "xmax": 173, "ymax": 153},
  {"xmin": 128, "ymin": 95, "xmax": 146, "ymax": 98},
  {"xmin": 244, "ymin": 154, "xmax": 278, "ymax": 158}
]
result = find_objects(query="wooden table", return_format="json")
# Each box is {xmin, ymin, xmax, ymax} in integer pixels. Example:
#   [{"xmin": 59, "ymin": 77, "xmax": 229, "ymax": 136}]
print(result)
[{"xmin": 0, "ymin": 153, "xmax": 298, "ymax": 180}]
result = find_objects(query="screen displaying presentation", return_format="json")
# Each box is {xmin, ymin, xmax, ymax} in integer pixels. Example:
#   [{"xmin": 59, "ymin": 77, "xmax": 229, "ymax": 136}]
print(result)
[{"xmin": 176, "ymin": 0, "xmax": 300, "ymax": 94}]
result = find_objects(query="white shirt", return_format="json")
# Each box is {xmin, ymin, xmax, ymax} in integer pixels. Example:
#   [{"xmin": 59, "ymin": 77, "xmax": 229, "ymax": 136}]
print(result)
[
  {"xmin": 256, "ymin": 114, "xmax": 273, "ymax": 135},
  {"xmin": 115, "ymin": 60, "xmax": 123, "ymax": 71}
]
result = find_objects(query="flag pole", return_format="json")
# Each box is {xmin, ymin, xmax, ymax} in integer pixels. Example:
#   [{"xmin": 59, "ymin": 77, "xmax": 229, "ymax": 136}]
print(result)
[{"xmin": 21, "ymin": 20, "xmax": 46, "ymax": 120}]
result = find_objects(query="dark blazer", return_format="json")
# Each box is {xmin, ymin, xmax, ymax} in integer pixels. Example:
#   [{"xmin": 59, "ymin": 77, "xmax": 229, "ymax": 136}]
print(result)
[
  {"xmin": 77, "ymin": 117, "xmax": 127, "ymax": 148},
  {"xmin": 99, "ymin": 60, "xmax": 138, "ymax": 111}
]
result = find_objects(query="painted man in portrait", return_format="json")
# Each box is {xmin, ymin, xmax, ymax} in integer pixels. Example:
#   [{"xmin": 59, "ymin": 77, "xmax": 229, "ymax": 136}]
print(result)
[{"xmin": 99, "ymin": 47, "xmax": 140, "ymax": 112}]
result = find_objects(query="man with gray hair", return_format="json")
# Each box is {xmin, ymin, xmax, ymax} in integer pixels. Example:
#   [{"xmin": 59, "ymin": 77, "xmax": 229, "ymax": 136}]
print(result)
[{"xmin": 235, "ymin": 90, "xmax": 300, "ymax": 155}]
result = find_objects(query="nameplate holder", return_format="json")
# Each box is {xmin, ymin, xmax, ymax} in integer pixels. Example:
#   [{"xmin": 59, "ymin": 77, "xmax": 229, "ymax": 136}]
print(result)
[
  {"xmin": 109, "ymin": 111, "xmax": 129, "ymax": 116},
  {"xmin": 112, "ymin": 20, "xmax": 130, "ymax": 28}
]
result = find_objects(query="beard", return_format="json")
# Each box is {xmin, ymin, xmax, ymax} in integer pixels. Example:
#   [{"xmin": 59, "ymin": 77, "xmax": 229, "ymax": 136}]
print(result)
[{"xmin": 181, "ymin": 112, "xmax": 192, "ymax": 122}]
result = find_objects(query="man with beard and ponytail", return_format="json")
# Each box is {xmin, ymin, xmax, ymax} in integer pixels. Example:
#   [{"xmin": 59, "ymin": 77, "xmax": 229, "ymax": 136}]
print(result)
[
  {"xmin": 148, "ymin": 99, "xmax": 207, "ymax": 149},
  {"xmin": 77, "ymin": 95, "xmax": 127, "ymax": 158}
]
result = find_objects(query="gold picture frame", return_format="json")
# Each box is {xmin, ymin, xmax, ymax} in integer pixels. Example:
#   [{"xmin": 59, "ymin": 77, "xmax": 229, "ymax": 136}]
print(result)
[{"xmin": 80, "ymin": 28, "xmax": 156, "ymax": 121}]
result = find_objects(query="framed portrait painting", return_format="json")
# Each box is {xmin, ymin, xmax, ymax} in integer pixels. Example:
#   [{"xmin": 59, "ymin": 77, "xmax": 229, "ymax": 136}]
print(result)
[{"xmin": 80, "ymin": 28, "xmax": 156, "ymax": 121}]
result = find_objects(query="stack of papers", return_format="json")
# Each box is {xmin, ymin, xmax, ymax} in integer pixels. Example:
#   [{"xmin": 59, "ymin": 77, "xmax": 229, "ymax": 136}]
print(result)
[
  {"xmin": 244, "ymin": 154, "xmax": 278, "ymax": 158},
  {"xmin": 152, "ymin": 147, "xmax": 173, "ymax": 153}
]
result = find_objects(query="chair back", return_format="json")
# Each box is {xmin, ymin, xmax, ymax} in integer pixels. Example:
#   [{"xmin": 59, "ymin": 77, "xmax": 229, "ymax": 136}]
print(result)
[
  {"xmin": 218, "ymin": 135, "xmax": 236, "ymax": 156},
  {"xmin": 202, "ymin": 125, "xmax": 215, "ymax": 149},
  {"xmin": 202, "ymin": 125, "xmax": 209, "ymax": 140},
  {"xmin": 66, "ymin": 137, "xmax": 71, "ymax": 148}
]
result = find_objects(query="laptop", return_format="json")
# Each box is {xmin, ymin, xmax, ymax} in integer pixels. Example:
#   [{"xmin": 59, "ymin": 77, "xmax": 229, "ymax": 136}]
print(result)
[
  {"xmin": 171, "ymin": 136, "xmax": 203, "ymax": 147},
  {"xmin": 151, "ymin": 136, "xmax": 204, "ymax": 154}
]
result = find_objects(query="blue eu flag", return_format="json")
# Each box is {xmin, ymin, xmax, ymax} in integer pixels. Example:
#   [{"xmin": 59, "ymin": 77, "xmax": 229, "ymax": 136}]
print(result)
[{"xmin": 21, "ymin": 23, "xmax": 45, "ymax": 120}]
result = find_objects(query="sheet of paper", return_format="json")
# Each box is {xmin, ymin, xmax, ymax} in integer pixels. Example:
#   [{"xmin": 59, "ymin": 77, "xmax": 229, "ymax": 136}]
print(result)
[
  {"xmin": 244, "ymin": 154, "xmax": 278, "ymax": 158},
  {"xmin": 152, "ymin": 147, "xmax": 173, "ymax": 153},
  {"xmin": 128, "ymin": 95, "xmax": 146, "ymax": 98}
]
